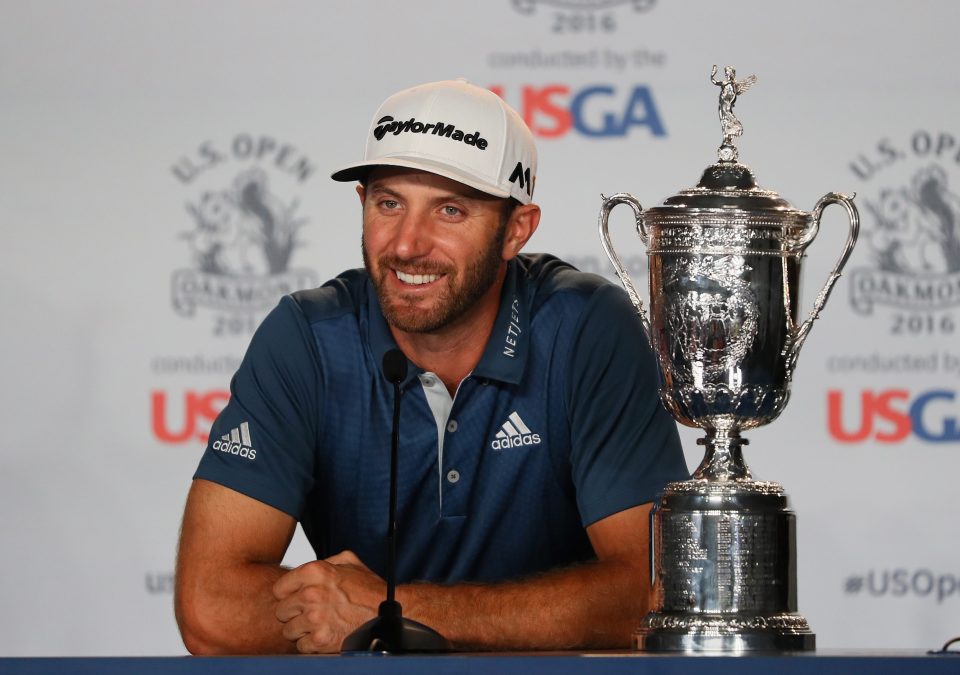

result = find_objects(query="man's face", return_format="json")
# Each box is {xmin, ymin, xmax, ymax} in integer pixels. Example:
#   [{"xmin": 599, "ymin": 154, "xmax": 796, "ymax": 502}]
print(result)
[{"xmin": 360, "ymin": 167, "xmax": 509, "ymax": 335}]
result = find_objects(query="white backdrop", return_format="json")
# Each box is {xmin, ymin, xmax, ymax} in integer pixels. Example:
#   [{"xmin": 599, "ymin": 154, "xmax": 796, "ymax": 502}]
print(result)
[{"xmin": 2, "ymin": 0, "xmax": 958, "ymax": 656}]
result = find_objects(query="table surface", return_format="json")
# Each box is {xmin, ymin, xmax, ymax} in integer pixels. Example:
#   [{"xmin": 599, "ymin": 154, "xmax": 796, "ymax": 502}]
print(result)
[{"xmin": 2, "ymin": 650, "xmax": 959, "ymax": 674}]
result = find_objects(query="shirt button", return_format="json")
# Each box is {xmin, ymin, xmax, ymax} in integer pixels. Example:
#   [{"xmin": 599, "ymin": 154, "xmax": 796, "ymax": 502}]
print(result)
[
  {"xmin": 420, "ymin": 374, "xmax": 437, "ymax": 387},
  {"xmin": 446, "ymin": 419, "xmax": 458, "ymax": 433},
  {"xmin": 446, "ymin": 469, "xmax": 460, "ymax": 484}
]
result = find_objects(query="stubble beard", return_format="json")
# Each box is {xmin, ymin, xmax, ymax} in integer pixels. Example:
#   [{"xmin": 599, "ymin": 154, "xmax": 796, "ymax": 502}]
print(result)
[{"xmin": 363, "ymin": 225, "xmax": 507, "ymax": 334}]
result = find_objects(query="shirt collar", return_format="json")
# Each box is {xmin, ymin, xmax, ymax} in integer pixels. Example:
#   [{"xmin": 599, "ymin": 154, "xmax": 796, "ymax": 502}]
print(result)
[
  {"xmin": 472, "ymin": 258, "xmax": 528, "ymax": 385},
  {"xmin": 364, "ymin": 259, "xmax": 530, "ymax": 388}
]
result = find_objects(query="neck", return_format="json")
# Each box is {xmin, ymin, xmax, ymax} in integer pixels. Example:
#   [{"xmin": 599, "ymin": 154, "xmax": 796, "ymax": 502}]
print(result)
[{"xmin": 390, "ymin": 267, "xmax": 506, "ymax": 396}]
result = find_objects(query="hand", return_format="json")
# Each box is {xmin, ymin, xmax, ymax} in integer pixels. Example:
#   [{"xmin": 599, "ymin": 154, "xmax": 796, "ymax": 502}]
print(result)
[{"xmin": 273, "ymin": 550, "xmax": 384, "ymax": 653}]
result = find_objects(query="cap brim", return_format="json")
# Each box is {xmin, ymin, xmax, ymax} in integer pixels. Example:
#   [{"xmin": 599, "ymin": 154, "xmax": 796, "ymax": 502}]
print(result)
[{"xmin": 330, "ymin": 156, "xmax": 514, "ymax": 201}]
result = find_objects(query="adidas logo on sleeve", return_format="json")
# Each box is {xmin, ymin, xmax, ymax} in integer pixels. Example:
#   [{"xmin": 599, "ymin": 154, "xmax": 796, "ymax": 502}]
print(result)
[
  {"xmin": 211, "ymin": 421, "xmax": 257, "ymax": 460},
  {"xmin": 490, "ymin": 411, "xmax": 541, "ymax": 450}
]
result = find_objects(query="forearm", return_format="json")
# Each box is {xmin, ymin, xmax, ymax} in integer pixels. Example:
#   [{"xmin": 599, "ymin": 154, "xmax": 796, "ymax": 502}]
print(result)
[
  {"xmin": 175, "ymin": 559, "xmax": 295, "ymax": 655},
  {"xmin": 398, "ymin": 558, "xmax": 649, "ymax": 651}
]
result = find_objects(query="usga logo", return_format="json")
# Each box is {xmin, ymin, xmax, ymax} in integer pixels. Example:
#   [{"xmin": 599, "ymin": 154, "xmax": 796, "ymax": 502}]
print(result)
[
  {"xmin": 490, "ymin": 84, "xmax": 666, "ymax": 139},
  {"xmin": 827, "ymin": 389, "xmax": 960, "ymax": 443},
  {"xmin": 491, "ymin": 411, "xmax": 542, "ymax": 450},
  {"xmin": 152, "ymin": 389, "xmax": 228, "ymax": 443}
]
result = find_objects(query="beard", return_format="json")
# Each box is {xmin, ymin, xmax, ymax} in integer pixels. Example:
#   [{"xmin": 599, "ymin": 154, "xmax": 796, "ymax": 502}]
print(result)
[{"xmin": 363, "ymin": 225, "xmax": 507, "ymax": 334}]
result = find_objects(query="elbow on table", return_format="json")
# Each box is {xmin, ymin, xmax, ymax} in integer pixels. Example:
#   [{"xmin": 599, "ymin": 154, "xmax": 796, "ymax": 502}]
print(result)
[{"xmin": 174, "ymin": 585, "xmax": 232, "ymax": 655}]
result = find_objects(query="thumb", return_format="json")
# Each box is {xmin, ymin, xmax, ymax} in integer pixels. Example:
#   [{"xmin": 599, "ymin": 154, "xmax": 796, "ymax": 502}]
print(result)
[{"xmin": 325, "ymin": 550, "xmax": 367, "ymax": 568}]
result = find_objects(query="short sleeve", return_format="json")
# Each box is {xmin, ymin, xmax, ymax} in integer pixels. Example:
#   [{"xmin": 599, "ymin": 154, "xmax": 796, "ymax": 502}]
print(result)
[
  {"xmin": 193, "ymin": 295, "xmax": 321, "ymax": 518},
  {"xmin": 566, "ymin": 284, "xmax": 689, "ymax": 526}
]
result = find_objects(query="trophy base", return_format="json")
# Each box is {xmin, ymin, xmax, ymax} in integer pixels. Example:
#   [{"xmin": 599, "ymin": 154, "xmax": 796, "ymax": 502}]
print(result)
[
  {"xmin": 639, "ymin": 479, "xmax": 815, "ymax": 653},
  {"xmin": 635, "ymin": 610, "xmax": 815, "ymax": 652}
]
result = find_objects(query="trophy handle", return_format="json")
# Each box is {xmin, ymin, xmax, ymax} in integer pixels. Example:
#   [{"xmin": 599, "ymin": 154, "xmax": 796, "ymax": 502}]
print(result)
[
  {"xmin": 786, "ymin": 192, "xmax": 860, "ymax": 368},
  {"xmin": 648, "ymin": 498, "xmax": 659, "ymax": 587},
  {"xmin": 598, "ymin": 193, "xmax": 651, "ymax": 336}
]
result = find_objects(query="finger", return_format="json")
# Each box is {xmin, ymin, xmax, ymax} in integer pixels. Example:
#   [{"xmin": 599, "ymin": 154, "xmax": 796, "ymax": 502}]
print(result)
[
  {"xmin": 277, "ymin": 575, "xmax": 344, "ymax": 623},
  {"xmin": 297, "ymin": 631, "xmax": 338, "ymax": 655},
  {"xmin": 272, "ymin": 567, "xmax": 304, "ymax": 600},
  {"xmin": 273, "ymin": 560, "xmax": 328, "ymax": 599},
  {"xmin": 285, "ymin": 613, "xmax": 340, "ymax": 654},
  {"xmin": 325, "ymin": 550, "xmax": 363, "ymax": 567},
  {"xmin": 280, "ymin": 611, "xmax": 313, "ymax": 643},
  {"xmin": 275, "ymin": 594, "xmax": 305, "ymax": 623}
]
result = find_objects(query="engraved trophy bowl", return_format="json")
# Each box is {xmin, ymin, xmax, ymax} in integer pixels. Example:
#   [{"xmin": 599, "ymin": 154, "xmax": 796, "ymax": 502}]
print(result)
[{"xmin": 597, "ymin": 67, "xmax": 859, "ymax": 652}]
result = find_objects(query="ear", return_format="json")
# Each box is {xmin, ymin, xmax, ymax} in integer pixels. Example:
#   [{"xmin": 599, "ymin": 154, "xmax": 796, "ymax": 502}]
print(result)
[
  {"xmin": 501, "ymin": 203, "xmax": 541, "ymax": 261},
  {"xmin": 355, "ymin": 184, "xmax": 366, "ymax": 206}
]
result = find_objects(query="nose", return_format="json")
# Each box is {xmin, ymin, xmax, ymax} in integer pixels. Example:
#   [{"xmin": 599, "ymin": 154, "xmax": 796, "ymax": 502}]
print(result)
[{"xmin": 391, "ymin": 208, "xmax": 432, "ymax": 260}]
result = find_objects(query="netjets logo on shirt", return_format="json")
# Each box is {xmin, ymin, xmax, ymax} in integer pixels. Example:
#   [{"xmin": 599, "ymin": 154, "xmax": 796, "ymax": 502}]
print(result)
[
  {"xmin": 490, "ymin": 411, "xmax": 541, "ymax": 450},
  {"xmin": 211, "ymin": 421, "xmax": 257, "ymax": 460},
  {"xmin": 373, "ymin": 116, "xmax": 489, "ymax": 150}
]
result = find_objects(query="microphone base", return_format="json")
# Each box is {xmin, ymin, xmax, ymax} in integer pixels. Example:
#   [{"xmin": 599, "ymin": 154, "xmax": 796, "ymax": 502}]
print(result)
[{"xmin": 341, "ymin": 600, "xmax": 453, "ymax": 654}]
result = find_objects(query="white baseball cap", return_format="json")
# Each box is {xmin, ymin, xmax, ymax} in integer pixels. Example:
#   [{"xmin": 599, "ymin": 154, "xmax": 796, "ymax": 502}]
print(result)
[{"xmin": 331, "ymin": 79, "xmax": 537, "ymax": 204}]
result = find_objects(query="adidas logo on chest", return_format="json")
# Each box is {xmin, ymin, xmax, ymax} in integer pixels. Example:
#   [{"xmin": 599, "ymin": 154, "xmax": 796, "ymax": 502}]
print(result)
[{"xmin": 490, "ymin": 411, "xmax": 541, "ymax": 450}]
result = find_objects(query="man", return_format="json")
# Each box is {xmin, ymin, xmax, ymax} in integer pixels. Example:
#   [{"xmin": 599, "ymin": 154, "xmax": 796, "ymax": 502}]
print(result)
[{"xmin": 174, "ymin": 79, "xmax": 687, "ymax": 654}]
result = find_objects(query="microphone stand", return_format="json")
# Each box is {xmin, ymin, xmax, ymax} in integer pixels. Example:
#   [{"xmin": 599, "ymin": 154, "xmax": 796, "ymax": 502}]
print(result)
[{"xmin": 341, "ymin": 349, "xmax": 452, "ymax": 654}]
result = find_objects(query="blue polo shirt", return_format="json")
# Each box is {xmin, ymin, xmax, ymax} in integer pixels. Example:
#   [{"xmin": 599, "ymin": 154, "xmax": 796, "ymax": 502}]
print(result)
[{"xmin": 195, "ymin": 254, "xmax": 687, "ymax": 584}]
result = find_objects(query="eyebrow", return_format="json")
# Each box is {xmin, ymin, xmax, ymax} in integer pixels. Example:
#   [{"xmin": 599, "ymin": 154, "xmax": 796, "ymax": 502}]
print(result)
[
  {"xmin": 366, "ymin": 185, "xmax": 403, "ymax": 200},
  {"xmin": 366, "ymin": 183, "xmax": 495, "ymax": 205}
]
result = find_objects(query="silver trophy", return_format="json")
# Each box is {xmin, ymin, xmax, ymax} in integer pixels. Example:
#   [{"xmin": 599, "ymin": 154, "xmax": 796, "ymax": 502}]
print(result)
[{"xmin": 598, "ymin": 66, "xmax": 859, "ymax": 652}]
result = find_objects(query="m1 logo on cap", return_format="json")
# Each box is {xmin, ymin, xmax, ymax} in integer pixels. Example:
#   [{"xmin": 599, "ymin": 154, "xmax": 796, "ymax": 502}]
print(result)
[
  {"xmin": 373, "ymin": 115, "xmax": 488, "ymax": 149},
  {"xmin": 509, "ymin": 161, "xmax": 534, "ymax": 197}
]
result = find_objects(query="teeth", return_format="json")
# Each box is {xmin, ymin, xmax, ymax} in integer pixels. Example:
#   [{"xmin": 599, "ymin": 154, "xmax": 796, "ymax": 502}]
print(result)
[{"xmin": 396, "ymin": 270, "xmax": 440, "ymax": 285}]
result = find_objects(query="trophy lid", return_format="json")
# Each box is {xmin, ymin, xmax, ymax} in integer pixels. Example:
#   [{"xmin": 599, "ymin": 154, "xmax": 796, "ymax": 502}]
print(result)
[
  {"xmin": 651, "ymin": 66, "xmax": 805, "ymax": 217},
  {"xmin": 659, "ymin": 162, "xmax": 796, "ymax": 211}
]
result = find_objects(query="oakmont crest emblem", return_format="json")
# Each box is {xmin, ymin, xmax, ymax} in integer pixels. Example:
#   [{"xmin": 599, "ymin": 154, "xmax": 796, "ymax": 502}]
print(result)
[
  {"xmin": 169, "ymin": 134, "xmax": 319, "ymax": 336},
  {"xmin": 847, "ymin": 131, "xmax": 960, "ymax": 326}
]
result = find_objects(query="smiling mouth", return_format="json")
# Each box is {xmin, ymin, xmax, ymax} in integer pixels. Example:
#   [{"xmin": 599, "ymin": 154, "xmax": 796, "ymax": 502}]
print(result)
[{"xmin": 395, "ymin": 270, "xmax": 442, "ymax": 285}]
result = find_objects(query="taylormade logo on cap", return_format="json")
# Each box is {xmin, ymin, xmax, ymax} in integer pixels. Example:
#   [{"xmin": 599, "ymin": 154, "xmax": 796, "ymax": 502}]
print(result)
[
  {"xmin": 330, "ymin": 79, "xmax": 538, "ymax": 205},
  {"xmin": 373, "ymin": 116, "xmax": 489, "ymax": 150}
]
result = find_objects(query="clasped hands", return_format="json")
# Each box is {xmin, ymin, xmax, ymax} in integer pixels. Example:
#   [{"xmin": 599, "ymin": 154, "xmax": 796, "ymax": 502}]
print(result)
[{"xmin": 273, "ymin": 550, "xmax": 385, "ymax": 653}]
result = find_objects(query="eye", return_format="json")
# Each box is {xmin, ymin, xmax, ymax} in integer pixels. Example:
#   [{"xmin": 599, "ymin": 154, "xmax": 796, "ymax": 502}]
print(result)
[
  {"xmin": 379, "ymin": 199, "xmax": 400, "ymax": 210},
  {"xmin": 441, "ymin": 205, "xmax": 463, "ymax": 217}
]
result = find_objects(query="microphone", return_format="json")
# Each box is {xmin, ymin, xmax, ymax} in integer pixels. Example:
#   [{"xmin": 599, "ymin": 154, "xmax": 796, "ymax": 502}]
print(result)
[
  {"xmin": 382, "ymin": 349, "xmax": 405, "ymax": 609},
  {"xmin": 341, "ymin": 349, "xmax": 452, "ymax": 654},
  {"xmin": 382, "ymin": 348, "xmax": 407, "ymax": 384}
]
